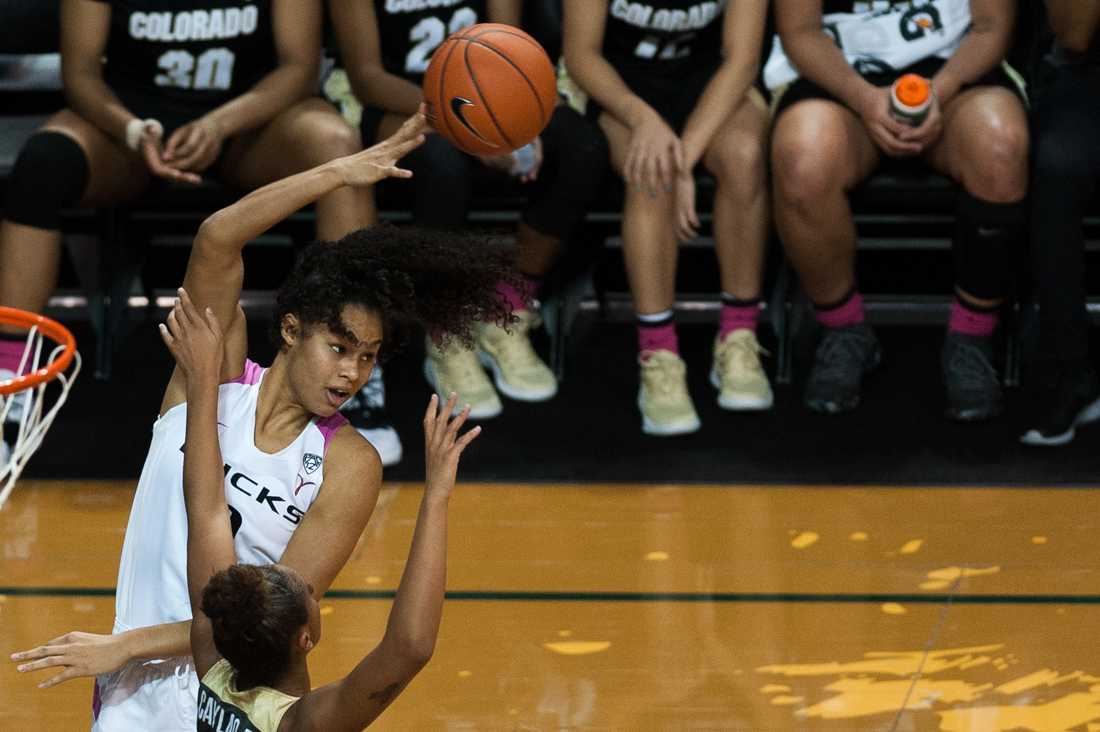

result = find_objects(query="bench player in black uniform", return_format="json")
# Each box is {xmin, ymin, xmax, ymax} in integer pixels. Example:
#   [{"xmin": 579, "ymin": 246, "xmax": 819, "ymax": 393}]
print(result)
[
  {"xmin": 326, "ymin": 0, "xmax": 609, "ymax": 421},
  {"xmin": 0, "ymin": 0, "xmax": 376, "ymax": 461},
  {"xmin": 563, "ymin": 0, "xmax": 772, "ymax": 436},
  {"xmin": 769, "ymin": 0, "xmax": 1028, "ymax": 421}
]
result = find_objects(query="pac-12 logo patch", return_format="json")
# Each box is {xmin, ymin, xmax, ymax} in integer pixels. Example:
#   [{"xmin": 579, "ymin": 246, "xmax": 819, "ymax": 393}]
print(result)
[{"xmin": 302, "ymin": 453, "xmax": 322, "ymax": 474}]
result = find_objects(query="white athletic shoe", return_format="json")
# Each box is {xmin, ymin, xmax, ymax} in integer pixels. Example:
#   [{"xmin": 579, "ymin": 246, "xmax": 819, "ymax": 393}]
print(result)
[
  {"xmin": 637, "ymin": 350, "xmax": 701, "ymax": 436},
  {"xmin": 340, "ymin": 368, "xmax": 403, "ymax": 467},
  {"xmin": 424, "ymin": 337, "xmax": 502, "ymax": 420},
  {"xmin": 710, "ymin": 329, "xmax": 774, "ymax": 411},
  {"xmin": 476, "ymin": 310, "xmax": 558, "ymax": 402}
]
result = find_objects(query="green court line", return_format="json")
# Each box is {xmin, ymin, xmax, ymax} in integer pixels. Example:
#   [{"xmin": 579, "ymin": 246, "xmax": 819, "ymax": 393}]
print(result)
[{"xmin": 4, "ymin": 587, "xmax": 1100, "ymax": 604}]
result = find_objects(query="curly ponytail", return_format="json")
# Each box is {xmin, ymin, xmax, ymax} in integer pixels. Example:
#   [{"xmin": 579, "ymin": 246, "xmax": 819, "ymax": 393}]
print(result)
[
  {"xmin": 201, "ymin": 564, "xmax": 309, "ymax": 688},
  {"xmin": 271, "ymin": 224, "xmax": 519, "ymax": 355}
]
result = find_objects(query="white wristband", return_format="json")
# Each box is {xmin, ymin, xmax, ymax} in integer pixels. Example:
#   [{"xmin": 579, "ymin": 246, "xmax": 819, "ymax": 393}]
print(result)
[{"xmin": 125, "ymin": 118, "xmax": 163, "ymax": 151}]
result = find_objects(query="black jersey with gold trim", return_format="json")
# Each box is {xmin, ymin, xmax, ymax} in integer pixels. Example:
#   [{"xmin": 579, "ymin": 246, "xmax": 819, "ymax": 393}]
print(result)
[
  {"xmin": 373, "ymin": 0, "xmax": 487, "ymax": 85},
  {"xmin": 602, "ymin": 0, "xmax": 726, "ymax": 78},
  {"xmin": 90, "ymin": 0, "xmax": 277, "ymax": 109}
]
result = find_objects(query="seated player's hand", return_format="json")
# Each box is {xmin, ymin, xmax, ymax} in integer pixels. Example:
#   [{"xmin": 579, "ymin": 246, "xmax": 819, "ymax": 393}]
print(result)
[
  {"xmin": 898, "ymin": 92, "xmax": 944, "ymax": 154},
  {"xmin": 337, "ymin": 111, "xmax": 427, "ymax": 187},
  {"xmin": 139, "ymin": 124, "xmax": 202, "ymax": 186},
  {"xmin": 164, "ymin": 116, "xmax": 225, "ymax": 174},
  {"xmin": 159, "ymin": 287, "xmax": 225, "ymax": 385},
  {"xmin": 11, "ymin": 631, "xmax": 130, "ymax": 690},
  {"xmin": 626, "ymin": 107, "xmax": 683, "ymax": 197},
  {"xmin": 856, "ymin": 86, "xmax": 922, "ymax": 158},
  {"xmin": 422, "ymin": 393, "xmax": 481, "ymax": 501},
  {"xmin": 673, "ymin": 172, "xmax": 700, "ymax": 243}
]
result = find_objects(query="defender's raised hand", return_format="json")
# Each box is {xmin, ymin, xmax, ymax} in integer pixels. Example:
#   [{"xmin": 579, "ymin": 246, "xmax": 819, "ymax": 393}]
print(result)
[
  {"xmin": 337, "ymin": 110, "xmax": 429, "ymax": 188},
  {"xmin": 158, "ymin": 287, "xmax": 225, "ymax": 383},
  {"xmin": 422, "ymin": 393, "xmax": 481, "ymax": 499}
]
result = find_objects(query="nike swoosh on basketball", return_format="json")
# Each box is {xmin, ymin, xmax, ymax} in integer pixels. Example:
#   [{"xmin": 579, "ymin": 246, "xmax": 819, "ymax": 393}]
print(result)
[{"xmin": 450, "ymin": 97, "xmax": 500, "ymax": 148}]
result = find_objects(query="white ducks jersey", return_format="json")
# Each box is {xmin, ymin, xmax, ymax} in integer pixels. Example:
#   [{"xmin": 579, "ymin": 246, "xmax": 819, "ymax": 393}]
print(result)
[{"xmin": 113, "ymin": 359, "xmax": 347, "ymax": 631}]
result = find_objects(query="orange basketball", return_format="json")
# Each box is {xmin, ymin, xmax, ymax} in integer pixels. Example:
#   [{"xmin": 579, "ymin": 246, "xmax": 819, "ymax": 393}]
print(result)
[{"xmin": 422, "ymin": 23, "xmax": 556, "ymax": 157}]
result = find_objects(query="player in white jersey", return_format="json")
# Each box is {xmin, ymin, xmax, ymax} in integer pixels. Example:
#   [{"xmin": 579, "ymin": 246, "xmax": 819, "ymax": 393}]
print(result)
[
  {"xmin": 10, "ymin": 111, "xmax": 517, "ymax": 730},
  {"xmin": 164, "ymin": 288, "xmax": 478, "ymax": 731}
]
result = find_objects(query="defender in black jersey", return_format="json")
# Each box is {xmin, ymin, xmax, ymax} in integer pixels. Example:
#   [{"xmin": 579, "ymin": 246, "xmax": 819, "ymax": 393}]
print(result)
[
  {"xmin": 327, "ymin": 0, "xmax": 609, "ymax": 419},
  {"xmin": 770, "ymin": 0, "xmax": 1028, "ymax": 422},
  {"xmin": 563, "ymin": 0, "xmax": 774, "ymax": 436}
]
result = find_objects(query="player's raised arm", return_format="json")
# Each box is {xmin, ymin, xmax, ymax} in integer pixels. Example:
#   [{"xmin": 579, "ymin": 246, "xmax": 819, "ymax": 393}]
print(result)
[
  {"xmin": 180, "ymin": 112, "xmax": 427, "ymax": 337},
  {"xmin": 158, "ymin": 288, "xmax": 234, "ymax": 679},
  {"xmin": 282, "ymin": 394, "xmax": 480, "ymax": 731}
]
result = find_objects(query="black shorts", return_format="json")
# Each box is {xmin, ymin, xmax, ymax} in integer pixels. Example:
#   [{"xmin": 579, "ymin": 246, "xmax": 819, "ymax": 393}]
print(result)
[
  {"xmin": 772, "ymin": 56, "xmax": 1026, "ymax": 121},
  {"xmin": 587, "ymin": 61, "xmax": 722, "ymax": 133},
  {"xmin": 359, "ymin": 105, "xmax": 389, "ymax": 146}
]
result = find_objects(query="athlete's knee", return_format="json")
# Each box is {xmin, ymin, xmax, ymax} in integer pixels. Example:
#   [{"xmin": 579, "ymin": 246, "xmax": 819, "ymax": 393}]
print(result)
[
  {"xmin": 3, "ymin": 131, "xmax": 89, "ymax": 230},
  {"xmin": 710, "ymin": 131, "xmax": 766, "ymax": 202},
  {"xmin": 959, "ymin": 120, "xmax": 1029, "ymax": 203},
  {"xmin": 771, "ymin": 131, "xmax": 839, "ymax": 211},
  {"xmin": 300, "ymin": 115, "xmax": 362, "ymax": 165}
]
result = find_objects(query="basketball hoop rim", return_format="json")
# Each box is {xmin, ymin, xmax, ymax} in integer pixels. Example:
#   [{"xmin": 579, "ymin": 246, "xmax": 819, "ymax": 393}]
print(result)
[{"xmin": 0, "ymin": 306, "xmax": 77, "ymax": 395}]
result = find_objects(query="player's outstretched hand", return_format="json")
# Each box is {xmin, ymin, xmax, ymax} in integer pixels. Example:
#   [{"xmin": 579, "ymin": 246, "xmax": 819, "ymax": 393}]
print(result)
[
  {"xmin": 11, "ymin": 631, "xmax": 130, "ymax": 689},
  {"xmin": 159, "ymin": 287, "xmax": 225, "ymax": 384},
  {"xmin": 423, "ymin": 393, "xmax": 481, "ymax": 500},
  {"xmin": 337, "ymin": 109, "xmax": 428, "ymax": 188}
]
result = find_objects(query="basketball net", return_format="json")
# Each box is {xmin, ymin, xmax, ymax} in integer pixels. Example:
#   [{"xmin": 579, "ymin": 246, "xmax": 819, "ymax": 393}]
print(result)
[{"xmin": 0, "ymin": 317, "xmax": 81, "ymax": 510}]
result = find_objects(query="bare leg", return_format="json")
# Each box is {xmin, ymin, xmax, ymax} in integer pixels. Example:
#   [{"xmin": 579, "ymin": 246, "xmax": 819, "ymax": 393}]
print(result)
[
  {"xmin": 771, "ymin": 100, "xmax": 879, "ymax": 305},
  {"xmin": 0, "ymin": 109, "xmax": 151, "ymax": 332},
  {"xmin": 219, "ymin": 98, "xmax": 374, "ymax": 240},
  {"xmin": 703, "ymin": 88, "xmax": 770, "ymax": 300},
  {"xmin": 599, "ymin": 112, "xmax": 677, "ymax": 314}
]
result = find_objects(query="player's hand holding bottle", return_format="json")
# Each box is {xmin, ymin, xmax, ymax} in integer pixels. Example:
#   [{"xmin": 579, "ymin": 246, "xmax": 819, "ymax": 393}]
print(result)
[
  {"xmin": 422, "ymin": 393, "xmax": 481, "ymax": 501},
  {"xmin": 336, "ymin": 109, "xmax": 428, "ymax": 188},
  {"xmin": 158, "ymin": 287, "xmax": 224, "ymax": 386}
]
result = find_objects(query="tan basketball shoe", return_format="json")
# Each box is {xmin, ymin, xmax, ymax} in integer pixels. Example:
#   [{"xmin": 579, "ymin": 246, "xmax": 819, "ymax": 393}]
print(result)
[
  {"xmin": 710, "ymin": 329, "xmax": 773, "ymax": 411},
  {"xmin": 637, "ymin": 350, "xmax": 700, "ymax": 436},
  {"xmin": 477, "ymin": 310, "xmax": 558, "ymax": 401},
  {"xmin": 424, "ymin": 337, "xmax": 502, "ymax": 419}
]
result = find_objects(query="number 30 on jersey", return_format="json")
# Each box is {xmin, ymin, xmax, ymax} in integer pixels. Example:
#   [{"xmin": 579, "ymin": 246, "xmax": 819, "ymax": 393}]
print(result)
[{"xmin": 156, "ymin": 47, "xmax": 236, "ymax": 90}]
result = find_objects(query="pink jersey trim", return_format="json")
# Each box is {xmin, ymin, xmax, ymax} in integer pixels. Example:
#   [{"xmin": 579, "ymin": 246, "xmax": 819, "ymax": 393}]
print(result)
[
  {"xmin": 229, "ymin": 359, "xmax": 264, "ymax": 386},
  {"xmin": 92, "ymin": 678, "xmax": 102, "ymax": 720},
  {"xmin": 315, "ymin": 412, "xmax": 348, "ymax": 455}
]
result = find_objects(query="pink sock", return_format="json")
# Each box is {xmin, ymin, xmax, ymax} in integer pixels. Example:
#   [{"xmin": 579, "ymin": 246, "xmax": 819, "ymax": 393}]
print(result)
[
  {"xmin": 495, "ymin": 276, "xmax": 540, "ymax": 313},
  {"xmin": 719, "ymin": 302, "xmax": 760, "ymax": 339},
  {"xmin": 815, "ymin": 291, "xmax": 865, "ymax": 329},
  {"xmin": 638, "ymin": 322, "xmax": 679, "ymax": 357},
  {"xmin": 0, "ymin": 338, "xmax": 27, "ymax": 375},
  {"xmin": 949, "ymin": 299, "xmax": 998, "ymax": 337}
]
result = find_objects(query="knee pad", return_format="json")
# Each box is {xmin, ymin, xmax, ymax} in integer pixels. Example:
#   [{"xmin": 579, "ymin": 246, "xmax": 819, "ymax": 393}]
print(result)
[
  {"xmin": 4, "ymin": 132, "xmax": 89, "ymax": 230},
  {"xmin": 522, "ymin": 111, "xmax": 610, "ymax": 239},
  {"xmin": 953, "ymin": 190, "xmax": 1025, "ymax": 300},
  {"xmin": 406, "ymin": 134, "xmax": 472, "ymax": 227}
]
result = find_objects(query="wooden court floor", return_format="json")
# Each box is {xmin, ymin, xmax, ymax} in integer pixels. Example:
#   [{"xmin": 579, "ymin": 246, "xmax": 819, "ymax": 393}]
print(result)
[{"xmin": 2, "ymin": 480, "xmax": 1100, "ymax": 731}]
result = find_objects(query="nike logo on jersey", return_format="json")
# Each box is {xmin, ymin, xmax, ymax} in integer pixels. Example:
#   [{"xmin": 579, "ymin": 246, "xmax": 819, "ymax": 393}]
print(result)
[{"xmin": 450, "ymin": 97, "xmax": 500, "ymax": 149}]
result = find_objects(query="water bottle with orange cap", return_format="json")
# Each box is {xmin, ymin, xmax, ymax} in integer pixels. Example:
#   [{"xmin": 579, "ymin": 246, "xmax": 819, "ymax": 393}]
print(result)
[{"xmin": 890, "ymin": 73, "xmax": 932, "ymax": 126}]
